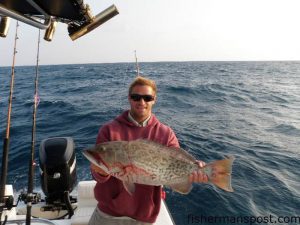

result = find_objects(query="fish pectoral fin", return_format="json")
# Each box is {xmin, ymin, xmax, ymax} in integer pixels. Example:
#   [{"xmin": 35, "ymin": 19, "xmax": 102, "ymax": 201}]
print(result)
[
  {"xmin": 169, "ymin": 181, "xmax": 193, "ymax": 195},
  {"xmin": 123, "ymin": 181, "xmax": 136, "ymax": 195}
]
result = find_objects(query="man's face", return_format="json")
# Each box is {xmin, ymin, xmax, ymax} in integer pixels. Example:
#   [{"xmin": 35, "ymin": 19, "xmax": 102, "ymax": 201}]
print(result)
[{"xmin": 128, "ymin": 85, "xmax": 156, "ymax": 122}]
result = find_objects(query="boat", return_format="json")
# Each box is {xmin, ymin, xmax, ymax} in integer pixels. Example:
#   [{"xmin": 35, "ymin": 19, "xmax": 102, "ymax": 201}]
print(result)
[{"xmin": 0, "ymin": 1, "xmax": 175, "ymax": 224}]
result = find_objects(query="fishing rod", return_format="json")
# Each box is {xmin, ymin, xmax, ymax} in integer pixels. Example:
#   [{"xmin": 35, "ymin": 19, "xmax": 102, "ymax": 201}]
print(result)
[
  {"xmin": 0, "ymin": 21, "xmax": 19, "ymax": 224},
  {"xmin": 134, "ymin": 50, "xmax": 140, "ymax": 77},
  {"xmin": 25, "ymin": 28, "xmax": 41, "ymax": 225}
]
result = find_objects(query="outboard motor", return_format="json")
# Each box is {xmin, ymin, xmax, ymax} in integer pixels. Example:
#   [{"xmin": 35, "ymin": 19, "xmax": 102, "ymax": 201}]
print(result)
[{"xmin": 39, "ymin": 137, "xmax": 77, "ymax": 205}]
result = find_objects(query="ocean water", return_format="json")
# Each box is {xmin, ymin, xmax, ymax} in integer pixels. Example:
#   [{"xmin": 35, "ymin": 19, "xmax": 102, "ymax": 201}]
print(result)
[{"xmin": 0, "ymin": 61, "xmax": 300, "ymax": 225}]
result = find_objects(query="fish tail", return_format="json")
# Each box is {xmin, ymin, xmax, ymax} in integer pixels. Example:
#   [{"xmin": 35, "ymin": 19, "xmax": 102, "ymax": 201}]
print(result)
[{"xmin": 205, "ymin": 156, "xmax": 235, "ymax": 192}]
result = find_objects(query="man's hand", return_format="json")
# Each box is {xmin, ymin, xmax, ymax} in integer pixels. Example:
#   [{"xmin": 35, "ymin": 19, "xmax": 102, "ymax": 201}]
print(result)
[
  {"xmin": 189, "ymin": 160, "xmax": 209, "ymax": 183},
  {"xmin": 90, "ymin": 163, "xmax": 109, "ymax": 177}
]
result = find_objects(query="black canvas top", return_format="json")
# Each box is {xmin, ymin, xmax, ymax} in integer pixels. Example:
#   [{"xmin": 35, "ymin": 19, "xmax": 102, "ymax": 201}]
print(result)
[{"xmin": 0, "ymin": 0, "xmax": 86, "ymax": 21}]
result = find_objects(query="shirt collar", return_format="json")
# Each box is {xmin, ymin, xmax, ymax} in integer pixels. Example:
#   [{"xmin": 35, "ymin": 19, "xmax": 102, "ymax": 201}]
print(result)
[{"xmin": 128, "ymin": 111, "xmax": 151, "ymax": 127}]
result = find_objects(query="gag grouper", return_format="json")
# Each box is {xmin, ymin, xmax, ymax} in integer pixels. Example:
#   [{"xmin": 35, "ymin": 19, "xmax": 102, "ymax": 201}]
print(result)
[{"xmin": 83, "ymin": 139, "xmax": 235, "ymax": 195}]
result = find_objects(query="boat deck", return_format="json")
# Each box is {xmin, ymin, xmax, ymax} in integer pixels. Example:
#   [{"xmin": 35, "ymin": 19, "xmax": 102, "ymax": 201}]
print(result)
[{"xmin": 2, "ymin": 181, "xmax": 175, "ymax": 225}]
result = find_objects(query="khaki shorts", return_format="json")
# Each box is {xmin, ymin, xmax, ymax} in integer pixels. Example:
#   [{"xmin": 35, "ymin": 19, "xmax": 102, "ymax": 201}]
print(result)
[{"xmin": 88, "ymin": 207, "xmax": 153, "ymax": 225}]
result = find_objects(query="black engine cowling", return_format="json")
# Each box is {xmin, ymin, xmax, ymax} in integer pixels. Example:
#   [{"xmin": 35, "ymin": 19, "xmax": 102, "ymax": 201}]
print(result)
[{"xmin": 39, "ymin": 137, "xmax": 77, "ymax": 203}]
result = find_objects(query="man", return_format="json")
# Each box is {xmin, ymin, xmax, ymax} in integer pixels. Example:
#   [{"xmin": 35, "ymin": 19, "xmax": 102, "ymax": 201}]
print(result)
[{"xmin": 89, "ymin": 76, "xmax": 207, "ymax": 225}]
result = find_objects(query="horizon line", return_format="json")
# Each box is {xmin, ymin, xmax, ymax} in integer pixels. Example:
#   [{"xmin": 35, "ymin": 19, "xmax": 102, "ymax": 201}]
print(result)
[{"xmin": 1, "ymin": 59, "xmax": 300, "ymax": 68}]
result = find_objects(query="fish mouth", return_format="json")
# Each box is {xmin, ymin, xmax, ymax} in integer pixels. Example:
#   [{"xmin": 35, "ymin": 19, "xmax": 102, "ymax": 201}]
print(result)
[{"xmin": 83, "ymin": 150, "xmax": 110, "ymax": 172}]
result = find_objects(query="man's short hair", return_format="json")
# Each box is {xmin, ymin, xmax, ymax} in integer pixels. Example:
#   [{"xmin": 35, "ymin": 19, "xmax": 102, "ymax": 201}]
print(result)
[{"xmin": 129, "ymin": 76, "xmax": 157, "ymax": 95}]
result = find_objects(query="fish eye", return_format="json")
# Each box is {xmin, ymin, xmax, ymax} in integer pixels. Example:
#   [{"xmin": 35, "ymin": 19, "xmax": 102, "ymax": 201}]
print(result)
[{"xmin": 101, "ymin": 146, "xmax": 106, "ymax": 151}]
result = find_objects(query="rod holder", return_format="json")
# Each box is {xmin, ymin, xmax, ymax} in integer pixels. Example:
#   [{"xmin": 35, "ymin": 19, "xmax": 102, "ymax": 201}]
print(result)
[
  {"xmin": 69, "ymin": 4, "xmax": 119, "ymax": 41},
  {"xmin": 44, "ymin": 20, "xmax": 57, "ymax": 42},
  {"xmin": 0, "ymin": 16, "xmax": 10, "ymax": 38}
]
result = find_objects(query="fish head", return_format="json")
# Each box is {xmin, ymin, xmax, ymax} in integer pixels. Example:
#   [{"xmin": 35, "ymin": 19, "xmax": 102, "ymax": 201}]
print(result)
[{"xmin": 82, "ymin": 141, "xmax": 129, "ymax": 172}]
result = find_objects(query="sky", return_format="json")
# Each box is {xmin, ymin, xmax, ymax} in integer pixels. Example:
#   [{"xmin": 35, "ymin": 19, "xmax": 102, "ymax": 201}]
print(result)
[{"xmin": 1, "ymin": 0, "xmax": 300, "ymax": 66}]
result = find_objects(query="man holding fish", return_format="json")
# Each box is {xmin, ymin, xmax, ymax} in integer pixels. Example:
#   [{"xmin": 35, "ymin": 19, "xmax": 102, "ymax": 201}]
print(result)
[{"xmin": 86, "ymin": 76, "xmax": 233, "ymax": 225}]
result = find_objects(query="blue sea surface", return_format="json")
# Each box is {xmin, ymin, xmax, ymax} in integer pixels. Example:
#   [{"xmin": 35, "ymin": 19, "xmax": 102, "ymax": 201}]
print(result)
[{"xmin": 0, "ymin": 61, "xmax": 300, "ymax": 225}]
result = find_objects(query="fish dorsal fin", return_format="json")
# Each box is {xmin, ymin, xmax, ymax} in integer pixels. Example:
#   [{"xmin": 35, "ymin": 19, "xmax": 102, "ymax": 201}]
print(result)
[{"xmin": 132, "ymin": 139, "xmax": 197, "ymax": 163}]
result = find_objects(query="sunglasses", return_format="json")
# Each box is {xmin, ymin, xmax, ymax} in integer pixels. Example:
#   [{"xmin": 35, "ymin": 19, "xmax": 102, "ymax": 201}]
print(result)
[{"xmin": 130, "ymin": 94, "xmax": 155, "ymax": 102}]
